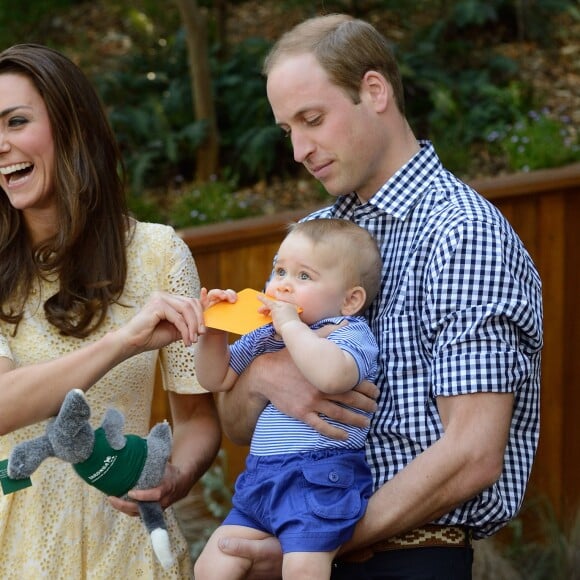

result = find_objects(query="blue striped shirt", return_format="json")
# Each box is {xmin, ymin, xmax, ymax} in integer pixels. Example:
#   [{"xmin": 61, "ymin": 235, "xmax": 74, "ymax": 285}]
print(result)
[
  {"xmin": 229, "ymin": 316, "xmax": 379, "ymax": 455},
  {"xmin": 306, "ymin": 141, "xmax": 542, "ymax": 538}
]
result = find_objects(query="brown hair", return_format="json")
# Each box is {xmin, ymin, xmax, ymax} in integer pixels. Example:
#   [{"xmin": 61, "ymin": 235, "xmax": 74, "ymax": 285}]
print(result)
[
  {"xmin": 263, "ymin": 13, "xmax": 405, "ymax": 114},
  {"xmin": 0, "ymin": 44, "xmax": 130, "ymax": 338},
  {"xmin": 288, "ymin": 218, "xmax": 382, "ymax": 313}
]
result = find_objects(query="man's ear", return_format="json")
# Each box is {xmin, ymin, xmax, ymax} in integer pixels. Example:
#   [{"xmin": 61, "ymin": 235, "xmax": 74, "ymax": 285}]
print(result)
[
  {"xmin": 341, "ymin": 286, "xmax": 367, "ymax": 316},
  {"xmin": 361, "ymin": 70, "xmax": 389, "ymax": 113}
]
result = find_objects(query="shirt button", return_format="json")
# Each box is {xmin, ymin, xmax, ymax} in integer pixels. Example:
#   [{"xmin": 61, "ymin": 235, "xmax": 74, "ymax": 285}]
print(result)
[{"xmin": 328, "ymin": 471, "xmax": 340, "ymax": 483}]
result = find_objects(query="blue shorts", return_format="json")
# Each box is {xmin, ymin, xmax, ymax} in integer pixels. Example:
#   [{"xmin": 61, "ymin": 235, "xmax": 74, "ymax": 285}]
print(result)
[{"xmin": 222, "ymin": 448, "xmax": 373, "ymax": 553}]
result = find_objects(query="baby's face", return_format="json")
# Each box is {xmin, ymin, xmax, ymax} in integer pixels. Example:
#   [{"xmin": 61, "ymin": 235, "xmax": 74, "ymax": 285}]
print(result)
[{"xmin": 265, "ymin": 232, "xmax": 350, "ymax": 324}]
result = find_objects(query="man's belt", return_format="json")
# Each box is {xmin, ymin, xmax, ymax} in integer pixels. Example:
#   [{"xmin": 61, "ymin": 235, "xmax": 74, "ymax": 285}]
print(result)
[{"xmin": 341, "ymin": 524, "xmax": 473, "ymax": 563}]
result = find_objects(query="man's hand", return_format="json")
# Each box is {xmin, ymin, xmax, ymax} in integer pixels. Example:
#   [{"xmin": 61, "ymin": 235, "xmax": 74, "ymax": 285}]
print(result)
[
  {"xmin": 218, "ymin": 535, "xmax": 283, "ymax": 580},
  {"xmin": 219, "ymin": 346, "xmax": 380, "ymax": 443},
  {"xmin": 262, "ymin": 349, "xmax": 378, "ymax": 440},
  {"xmin": 280, "ymin": 382, "xmax": 379, "ymax": 440}
]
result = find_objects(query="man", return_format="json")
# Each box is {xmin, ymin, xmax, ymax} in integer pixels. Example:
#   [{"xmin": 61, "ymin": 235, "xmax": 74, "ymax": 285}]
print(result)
[{"xmin": 215, "ymin": 14, "xmax": 542, "ymax": 579}]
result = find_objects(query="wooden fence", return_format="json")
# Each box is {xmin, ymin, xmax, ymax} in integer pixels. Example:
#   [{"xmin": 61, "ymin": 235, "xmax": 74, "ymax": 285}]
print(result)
[{"xmin": 153, "ymin": 162, "xmax": 580, "ymax": 520}]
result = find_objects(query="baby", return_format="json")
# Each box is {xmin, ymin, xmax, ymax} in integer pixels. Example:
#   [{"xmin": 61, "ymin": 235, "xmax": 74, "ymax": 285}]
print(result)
[{"xmin": 194, "ymin": 218, "xmax": 382, "ymax": 580}]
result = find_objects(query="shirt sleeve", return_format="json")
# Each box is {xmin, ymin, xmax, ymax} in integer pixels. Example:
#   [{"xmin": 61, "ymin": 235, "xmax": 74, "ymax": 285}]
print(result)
[
  {"xmin": 228, "ymin": 326, "xmax": 273, "ymax": 376},
  {"xmin": 156, "ymin": 228, "xmax": 205, "ymax": 394},
  {"xmin": 426, "ymin": 219, "xmax": 543, "ymax": 397},
  {"xmin": 328, "ymin": 319, "xmax": 379, "ymax": 384}
]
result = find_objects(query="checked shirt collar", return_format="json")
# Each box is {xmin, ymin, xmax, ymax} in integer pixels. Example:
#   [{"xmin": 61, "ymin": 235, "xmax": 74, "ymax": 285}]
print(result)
[{"xmin": 330, "ymin": 140, "xmax": 441, "ymax": 221}]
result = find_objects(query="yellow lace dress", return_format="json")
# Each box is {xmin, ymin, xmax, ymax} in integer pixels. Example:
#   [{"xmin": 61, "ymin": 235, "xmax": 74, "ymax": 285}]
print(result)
[{"xmin": 0, "ymin": 222, "xmax": 204, "ymax": 579}]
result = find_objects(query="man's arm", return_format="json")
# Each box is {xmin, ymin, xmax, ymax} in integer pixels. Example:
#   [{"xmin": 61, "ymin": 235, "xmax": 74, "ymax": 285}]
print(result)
[
  {"xmin": 216, "ymin": 347, "xmax": 378, "ymax": 445},
  {"xmin": 341, "ymin": 390, "xmax": 514, "ymax": 551},
  {"xmin": 217, "ymin": 390, "xmax": 514, "ymax": 578}
]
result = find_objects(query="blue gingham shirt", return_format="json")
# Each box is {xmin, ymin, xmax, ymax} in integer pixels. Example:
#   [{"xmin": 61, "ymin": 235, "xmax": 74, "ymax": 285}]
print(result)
[{"xmin": 306, "ymin": 141, "xmax": 542, "ymax": 538}]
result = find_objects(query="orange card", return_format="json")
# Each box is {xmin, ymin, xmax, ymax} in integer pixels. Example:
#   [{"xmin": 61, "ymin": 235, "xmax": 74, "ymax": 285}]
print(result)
[
  {"xmin": 203, "ymin": 288, "xmax": 302, "ymax": 335},
  {"xmin": 203, "ymin": 288, "xmax": 272, "ymax": 335}
]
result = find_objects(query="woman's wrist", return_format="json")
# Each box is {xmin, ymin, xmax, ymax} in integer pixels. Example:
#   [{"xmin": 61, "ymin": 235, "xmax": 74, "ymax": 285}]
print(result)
[{"xmin": 102, "ymin": 327, "xmax": 136, "ymax": 363}]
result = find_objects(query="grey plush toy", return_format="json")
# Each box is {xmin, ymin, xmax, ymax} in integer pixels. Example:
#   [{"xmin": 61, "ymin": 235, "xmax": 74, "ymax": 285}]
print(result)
[{"xmin": 7, "ymin": 388, "xmax": 175, "ymax": 570}]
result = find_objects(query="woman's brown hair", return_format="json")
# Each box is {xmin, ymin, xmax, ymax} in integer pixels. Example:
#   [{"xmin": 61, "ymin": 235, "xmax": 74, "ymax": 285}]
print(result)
[{"xmin": 0, "ymin": 44, "xmax": 131, "ymax": 338}]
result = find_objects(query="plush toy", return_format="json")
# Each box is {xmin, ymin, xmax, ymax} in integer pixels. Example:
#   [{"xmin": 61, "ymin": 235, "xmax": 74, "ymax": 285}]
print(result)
[{"xmin": 7, "ymin": 388, "xmax": 175, "ymax": 570}]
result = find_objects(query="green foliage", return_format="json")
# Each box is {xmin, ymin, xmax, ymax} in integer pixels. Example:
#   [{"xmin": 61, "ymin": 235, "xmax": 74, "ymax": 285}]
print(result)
[
  {"xmin": 127, "ymin": 192, "xmax": 166, "ymax": 224},
  {"xmin": 390, "ymin": 0, "xmax": 576, "ymax": 175},
  {"xmin": 1, "ymin": 0, "xmax": 578, "ymax": 228},
  {"xmin": 384, "ymin": 0, "xmax": 575, "ymax": 43},
  {"xmin": 104, "ymin": 0, "xmax": 574, "ymax": 200},
  {"xmin": 94, "ymin": 31, "xmax": 286, "ymax": 200},
  {"xmin": 0, "ymin": 0, "xmax": 75, "ymax": 48},
  {"xmin": 94, "ymin": 30, "xmax": 206, "ymax": 195},
  {"xmin": 424, "ymin": 75, "xmax": 532, "ymax": 173},
  {"xmin": 502, "ymin": 498, "xmax": 580, "ymax": 579},
  {"xmin": 450, "ymin": 0, "xmax": 499, "ymax": 27},
  {"xmin": 213, "ymin": 37, "xmax": 290, "ymax": 183},
  {"xmin": 487, "ymin": 110, "xmax": 580, "ymax": 172},
  {"xmin": 167, "ymin": 178, "xmax": 263, "ymax": 229}
]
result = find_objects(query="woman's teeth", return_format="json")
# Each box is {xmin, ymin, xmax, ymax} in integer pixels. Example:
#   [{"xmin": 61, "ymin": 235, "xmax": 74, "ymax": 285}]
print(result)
[
  {"xmin": 0, "ymin": 162, "xmax": 33, "ymax": 175},
  {"xmin": 0, "ymin": 162, "xmax": 33, "ymax": 183}
]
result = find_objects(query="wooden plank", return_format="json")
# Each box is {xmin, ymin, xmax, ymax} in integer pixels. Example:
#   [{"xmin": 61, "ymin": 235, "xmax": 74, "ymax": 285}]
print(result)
[
  {"xmin": 528, "ymin": 192, "xmax": 566, "ymax": 513},
  {"xmin": 470, "ymin": 162, "xmax": 580, "ymax": 200},
  {"xmin": 562, "ymin": 191, "xmax": 580, "ymax": 511}
]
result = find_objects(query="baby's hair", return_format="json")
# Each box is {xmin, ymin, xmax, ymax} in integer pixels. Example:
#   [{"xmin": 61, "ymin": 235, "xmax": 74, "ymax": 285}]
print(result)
[{"xmin": 287, "ymin": 219, "xmax": 382, "ymax": 312}]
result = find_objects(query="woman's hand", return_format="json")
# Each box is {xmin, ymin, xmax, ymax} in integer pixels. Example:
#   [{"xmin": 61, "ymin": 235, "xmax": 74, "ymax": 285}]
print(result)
[
  {"xmin": 115, "ymin": 291, "xmax": 207, "ymax": 354},
  {"xmin": 110, "ymin": 392, "xmax": 221, "ymax": 515},
  {"xmin": 108, "ymin": 462, "xmax": 180, "ymax": 516}
]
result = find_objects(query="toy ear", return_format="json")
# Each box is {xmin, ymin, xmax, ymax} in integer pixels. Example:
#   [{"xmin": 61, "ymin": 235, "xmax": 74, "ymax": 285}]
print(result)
[
  {"xmin": 101, "ymin": 408, "xmax": 126, "ymax": 450},
  {"xmin": 54, "ymin": 389, "xmax": 91, "ymax": 434},
  {"xmin": 48, "ymin": 389, "xmax": 94, "ymax": 463},
  {"xmin": 8, "ymin": 435, "xmax": 55, "ymax": 479}
]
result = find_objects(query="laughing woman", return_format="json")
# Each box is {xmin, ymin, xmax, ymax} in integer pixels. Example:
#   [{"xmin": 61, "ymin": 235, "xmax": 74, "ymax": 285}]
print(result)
[{"xmin": 0, "ymin": 44, "xmax": 220, "ymax": 578}]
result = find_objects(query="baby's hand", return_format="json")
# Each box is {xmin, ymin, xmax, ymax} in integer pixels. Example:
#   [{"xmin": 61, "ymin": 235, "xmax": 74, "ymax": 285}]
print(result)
[
  {"xmin": 258, "ymin": 295, "xmax": 302, "ymax": 334},
  {"xmin": 194, "ymin": 288, "xmax": 238, "ymax": 337},
  {"xmin": 200, "ymin": 287, "xmax": 238, "ymax": 310}
]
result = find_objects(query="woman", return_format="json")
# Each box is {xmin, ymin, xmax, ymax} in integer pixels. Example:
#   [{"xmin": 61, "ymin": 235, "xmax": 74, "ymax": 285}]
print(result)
[{"xmin": 0, "ymin": 44, "xmax": 221, "ymax": 578}]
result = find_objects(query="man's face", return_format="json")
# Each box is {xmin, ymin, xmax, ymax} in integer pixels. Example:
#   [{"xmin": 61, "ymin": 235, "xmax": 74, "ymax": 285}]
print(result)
[{"xmin": 266, "ymin": 52, "xmax": 385, "ymax": 202}]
